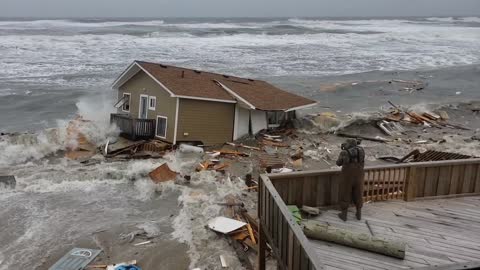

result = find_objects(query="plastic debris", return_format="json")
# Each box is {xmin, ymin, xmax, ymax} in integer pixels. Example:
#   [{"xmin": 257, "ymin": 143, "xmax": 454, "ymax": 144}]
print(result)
[
  {"xmin": 287, "ymin": 205, "xmax": 302, "ymax": 224},
  {"xmin": 48, "ymin": 248, "xmax": 101, "ymax": 270},
  {"xmin": 178, "ymin": 144, "xmax": 204, "ymax": 154}
]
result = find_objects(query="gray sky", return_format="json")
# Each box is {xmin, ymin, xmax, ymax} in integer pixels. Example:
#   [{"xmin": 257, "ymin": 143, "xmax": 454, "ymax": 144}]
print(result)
[{"xmin": 2, "ymin": 0, "xmax": 480, "ymax": 18}]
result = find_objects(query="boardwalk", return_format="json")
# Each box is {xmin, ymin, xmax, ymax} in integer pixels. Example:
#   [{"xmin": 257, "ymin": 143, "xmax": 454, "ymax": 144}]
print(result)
[{"xmin": 308, "ymin": 196, "xmax": 480, "ymax": 270}]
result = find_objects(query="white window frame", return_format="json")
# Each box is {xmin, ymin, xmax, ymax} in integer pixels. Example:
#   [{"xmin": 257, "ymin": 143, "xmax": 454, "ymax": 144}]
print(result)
[
  {"xmin": 122, "ymin": 93, "xmax": 131, "ymax": 112},
  {"xmin": 148, "ymin": 96, "xmax": 156, "ymax": 110},
  {"xmin": 139, "ymin": 94, "xmax": 149, "ymax": 119},
  {"xmin": 155, "ymin": 115, "xmax": 168, "ymax": 139}
]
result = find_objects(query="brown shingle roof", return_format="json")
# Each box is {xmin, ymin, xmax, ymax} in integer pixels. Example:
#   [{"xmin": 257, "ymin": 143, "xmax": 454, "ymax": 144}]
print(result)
[{"xmin": 135, "ymin": 61, "xmax": 316, "ymax": 111}]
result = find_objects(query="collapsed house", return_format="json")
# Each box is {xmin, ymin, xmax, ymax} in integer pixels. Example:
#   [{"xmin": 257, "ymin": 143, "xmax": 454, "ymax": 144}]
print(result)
[{"xmin": 111, "ymin": 61, "xmax": 316, "ymax": 145}]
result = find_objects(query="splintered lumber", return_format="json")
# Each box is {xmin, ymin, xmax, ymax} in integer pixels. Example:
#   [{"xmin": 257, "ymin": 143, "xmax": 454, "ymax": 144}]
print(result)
[
  {"xmin": 148, "ymin": 163, "xmax": 178, "ymax": 183},
  {"xmin": 246, "ymin": 223, "xmax": 257, "ymax": 244},
  {"xmin": 225, "ymin": 142, "xmax": 261, "ymax": 151},
  {"xmin": 214, "ymin": 150, "xmax": 250, "ymax": 157},
  {"xmin": 260, "ymin": 140, "xmax": 289, "ymax": 147},
  {"xmin": 302, "ymin": 220, "xmax": 406, "ymax": 259},
  {"xmin": 438, "ymin": 110, "xmax": 449, "ymax": 120},
  {"xmin": 337, "ymin": 133, "xmax": 390, "ymax": 143}
]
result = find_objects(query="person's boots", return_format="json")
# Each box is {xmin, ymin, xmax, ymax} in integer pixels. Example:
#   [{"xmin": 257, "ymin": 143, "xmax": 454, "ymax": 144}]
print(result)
[
  {"xmin": 356, "ymin": 207, "xmax": 362, "ymax": 220},
  {"xmin": 338, "ymin": 209, "xmax": 347, "ymax": 221}
]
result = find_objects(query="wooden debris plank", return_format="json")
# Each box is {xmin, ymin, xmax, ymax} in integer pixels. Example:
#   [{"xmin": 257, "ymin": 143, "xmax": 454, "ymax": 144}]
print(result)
[
  {"xmin": 312, "ymin": 241, "xmax": 410, "ymax": 270},
  {"xmin": 321, "ymin": 215, "xmax": 480, "ymax": 260},
  {"xmin": 312, "ymin": 239, "xmax": 427, "ymax": 268}
]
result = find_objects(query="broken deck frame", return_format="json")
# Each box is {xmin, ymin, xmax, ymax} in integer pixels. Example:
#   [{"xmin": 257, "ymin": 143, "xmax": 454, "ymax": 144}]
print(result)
[{"xmin": 258, "ymin": 158, "xmax": 480, "ymax": 270}]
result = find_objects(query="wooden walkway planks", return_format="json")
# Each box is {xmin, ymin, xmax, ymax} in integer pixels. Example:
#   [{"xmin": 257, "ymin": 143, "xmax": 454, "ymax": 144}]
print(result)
[{"xmin": 307, "ymin": 196, "xmax": 480, "ymax": 270}]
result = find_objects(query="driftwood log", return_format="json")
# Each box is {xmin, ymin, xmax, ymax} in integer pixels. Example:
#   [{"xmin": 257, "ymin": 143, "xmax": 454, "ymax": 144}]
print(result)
[{"xmin": 302, "ymin": 220, "xmax": 406, "ymax": 259}]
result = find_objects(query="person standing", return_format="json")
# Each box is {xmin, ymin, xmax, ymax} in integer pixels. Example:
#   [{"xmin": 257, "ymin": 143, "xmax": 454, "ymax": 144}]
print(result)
[{"xmin": 336, "ymin": 138, "xmax": 365, "ymax": 221}]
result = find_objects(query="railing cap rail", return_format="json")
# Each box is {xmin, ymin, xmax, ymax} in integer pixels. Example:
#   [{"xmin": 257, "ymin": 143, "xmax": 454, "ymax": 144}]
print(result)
[
  {"xmin": 267, "ymin": 158, "xmax": 480, "ymax": 180},
  {"xmin": 260, "ymin": 174, "xmax": 325, "ymax": 269}
]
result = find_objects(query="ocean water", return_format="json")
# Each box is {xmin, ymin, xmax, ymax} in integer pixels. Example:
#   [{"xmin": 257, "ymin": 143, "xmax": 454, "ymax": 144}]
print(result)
[
  {"xmin": 1, "ymin": 16, "xmax": 480, "ymax": 132},
  {"xmin": 1, "ymin": 17, "xmax": 480, "ymax": 270}
]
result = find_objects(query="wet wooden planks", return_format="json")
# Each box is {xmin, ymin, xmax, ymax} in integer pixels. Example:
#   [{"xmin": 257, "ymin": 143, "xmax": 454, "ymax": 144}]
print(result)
[{"xmin": 307, "ymin": 196, "xmax": 480, "ymax": 270}]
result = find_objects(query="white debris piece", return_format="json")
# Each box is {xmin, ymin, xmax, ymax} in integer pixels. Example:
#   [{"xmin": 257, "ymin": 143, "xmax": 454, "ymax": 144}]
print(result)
[
  {"xmin": 179, "ymin": 144, "xmax": 204, "ymax": 154},
  {"xmin": 220, "ymin": 255, "xmax": 228, "ymax": 268},
  {"xmin": 207, "ymin": 217, "xmax": 246, "ymax": 234},
  {"xmin": 272, "ymin": 168, "xmax": 293, "ymax": 173}
]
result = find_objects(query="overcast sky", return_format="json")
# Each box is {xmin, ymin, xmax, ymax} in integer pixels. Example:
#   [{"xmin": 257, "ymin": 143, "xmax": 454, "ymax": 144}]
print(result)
[{"xmin": 2, "ymin": 0, "xmax": 480, "ymax": 18}]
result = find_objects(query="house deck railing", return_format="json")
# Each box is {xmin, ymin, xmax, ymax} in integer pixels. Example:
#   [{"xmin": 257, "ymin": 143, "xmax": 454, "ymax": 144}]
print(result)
[
  {"xmin": 258, "ymin": 158, "xmax": 480, "ymax": 270},
  {"xmin": 110, "ymin": 113, "xmax": 156, "ymax": 140}
]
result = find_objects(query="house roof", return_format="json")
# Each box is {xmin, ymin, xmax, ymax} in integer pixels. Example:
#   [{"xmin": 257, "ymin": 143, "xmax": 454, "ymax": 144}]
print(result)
[{"xmin": 113, "ymin": 60, "xmax": 317, "ymax": 111}]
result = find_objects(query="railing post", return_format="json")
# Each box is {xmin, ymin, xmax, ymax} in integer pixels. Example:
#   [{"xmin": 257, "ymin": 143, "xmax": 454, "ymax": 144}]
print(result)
[
  {"xmin": 131, "ymin": 118, "xmax": 137, "ymax": 141},
  {"xmin": 258, "ymin": 223, "xmax": 266, "ymax": 270},
  {"xmin": 405, "ymin": 167, "xmax": 417, "ymax": 201}
]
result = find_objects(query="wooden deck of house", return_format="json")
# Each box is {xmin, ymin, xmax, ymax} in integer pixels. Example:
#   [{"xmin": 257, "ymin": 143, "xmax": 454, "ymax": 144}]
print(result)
[
  {"xmin": 258, "ymin": 158, "xmax": 480, "ymax": 270},
  {"xmin": 308, "ymin": 196, "xmax": 480, "ymax": 270},
  {"xmin": 110, "ymin": 113, "xmax": 155, "ymax": 140}
]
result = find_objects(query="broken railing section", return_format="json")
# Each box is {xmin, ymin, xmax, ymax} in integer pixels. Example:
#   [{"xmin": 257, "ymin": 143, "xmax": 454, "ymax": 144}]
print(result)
[
  {"xmin": 380, "ymin": 149, "xmax": 474, "ymax": 163},
  {"xmin": 104, "ymin": 139, "xmax": 170, "ymax": 160}
]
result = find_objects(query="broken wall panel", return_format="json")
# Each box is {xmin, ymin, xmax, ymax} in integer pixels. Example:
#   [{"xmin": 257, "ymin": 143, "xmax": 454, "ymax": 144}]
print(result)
[
  {"xmin": 234, "ymin": 105, "xmax": 250, "ymax": 140},
  {"xmin": 250, "ymin": 110, "xmax": 267, "ymax": 134}
]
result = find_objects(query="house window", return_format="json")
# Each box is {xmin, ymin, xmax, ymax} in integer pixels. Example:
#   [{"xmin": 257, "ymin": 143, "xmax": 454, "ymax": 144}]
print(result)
[
  {"xmin": 122, "ymin": 93, "xmax": 130, "ymax": 112},
  {"xmin": 148, "ymin": 96, "xmax": 156, "ymax": 110},
  {"xmin": 156, "ymin": 116, "xmax": 167, "ymax": 139}
]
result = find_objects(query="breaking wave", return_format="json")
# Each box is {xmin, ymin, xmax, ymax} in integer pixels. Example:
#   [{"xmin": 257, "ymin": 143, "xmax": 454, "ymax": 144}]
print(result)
[{"xmin": 0, "ymin": 95, "xmax": 117, "ymax": 167}]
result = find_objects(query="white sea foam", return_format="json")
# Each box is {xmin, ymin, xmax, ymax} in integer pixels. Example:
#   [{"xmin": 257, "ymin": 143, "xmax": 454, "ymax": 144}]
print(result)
[
  {"xmin": 0, "ymin": 19, "xmax": 166, "ymax": 29},
  {"xmin": 171, "ymin": 170, "xmax": 251, "ymax": 269}
]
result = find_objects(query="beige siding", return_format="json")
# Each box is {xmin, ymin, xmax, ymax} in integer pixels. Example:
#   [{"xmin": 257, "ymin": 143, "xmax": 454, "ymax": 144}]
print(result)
[
  {"xmin": 118, "ymin": 71, "xmax": 177, "ymax": 143},
  {"xmin": 177, "ymin": 99, "xmax": 235, "ymax": 145}
]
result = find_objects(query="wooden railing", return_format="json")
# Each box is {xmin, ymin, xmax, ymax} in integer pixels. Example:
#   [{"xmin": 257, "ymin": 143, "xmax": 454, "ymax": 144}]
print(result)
[
  {"xmin": 110, "ymin": 113, "xmax": 156, "ymax": 140},
  {"xmin": 258, "ymin": 158, "xmax": 480, "ymax": 269},
  {"xmin": 258, "ymin": 174, "xmax": 324, "ymax": 270},
  {"xmin": 268, "ymin": 158, "xmax": 480, "ymax": 206}
]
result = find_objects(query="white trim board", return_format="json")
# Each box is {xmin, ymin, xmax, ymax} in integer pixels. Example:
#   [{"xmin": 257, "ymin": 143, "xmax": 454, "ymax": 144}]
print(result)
[
  {"xmin": 173, "ymin": 98, "xmax": 179, "ymax": 144},
  {"xmin": 155, "ymin": 115, "xmax": 168, "ymax": 139},
  {"xmin": 284, "ymin": 102, "xmax": 317, "ymax": 112},
  {"xmin": 135, "ymin": 63, "xmax": 176, "ymax": 97},
  {"xmin": 111, "ymin": 61, "xmax": 139, "ymax": 89},
  {"xmin": 175, "ymin": 95, "xmax": 236, "ymax": 104},
  {"xmin": 112, "ymin": 61, "xmax": 237, "ymax": 105}
]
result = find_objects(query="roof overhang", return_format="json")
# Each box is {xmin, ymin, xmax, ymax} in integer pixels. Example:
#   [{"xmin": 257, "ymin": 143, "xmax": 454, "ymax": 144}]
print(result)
[
  {"xmin": 284, "ymin": 102, "xmax": 317, "ymax": 112},
  {"xmin": 112, "ymin": 61, "xmax": 237, "ymax": 104},
  {"xmin": 111, "ymin": 61, "xmax": 175, "ymax": 97}
]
